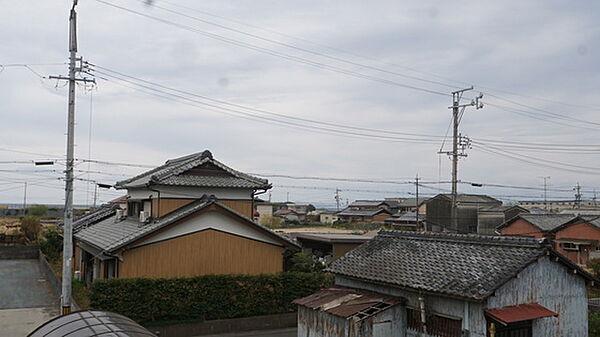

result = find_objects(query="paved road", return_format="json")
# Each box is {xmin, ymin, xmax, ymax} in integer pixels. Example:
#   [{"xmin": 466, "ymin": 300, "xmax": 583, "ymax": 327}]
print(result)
[
  {"xmin": 199, "ymin": 328, "xmax": 296, "ymax": 337},
  {"xmin": 0, "ymin": 259, "xmax": 59, "ymax": 337}
]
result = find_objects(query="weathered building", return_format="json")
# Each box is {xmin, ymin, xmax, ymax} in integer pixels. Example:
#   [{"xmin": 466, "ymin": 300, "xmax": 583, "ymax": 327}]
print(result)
[
  {"xmin": 296, "ymin": 231, "xmax": 596, "ymax": 337},
  {"xmin": 294, "ymin": 233, "xmax": 372, "ymax": 262},
  {"xmin": 336, "ymin": 208, "xmax": 391, "ymax": 224},
  {"xmin": 73, "ymin": 151, "xmax": 298, "ymax": 283},
  {"xmin": 384, "ymin": 210, "xmax": 425, "ymax": 231},
  {"xmin": 425, "ymin": 194, "xmax": 502, "ymax": 233},
  {"xmin": 497, "ymin": 213, "xmax": 600, "ymax": 265},
  {"xmin": 476, "ymin": 205, "xmax": 529, "ymax": 235}
]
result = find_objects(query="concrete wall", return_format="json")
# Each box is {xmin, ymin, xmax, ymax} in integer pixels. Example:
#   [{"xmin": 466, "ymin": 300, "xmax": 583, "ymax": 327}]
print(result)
[
  {"xmin": 486, "ymin": 256, "xmax": 588, "ymax": 337},
  {"xmin": 150, "ymin": 312, "xmax": 296, "ymax": 337},
  {"xmin": 0, "ymin": 245, "xmax": 39, "ymax": 259}
]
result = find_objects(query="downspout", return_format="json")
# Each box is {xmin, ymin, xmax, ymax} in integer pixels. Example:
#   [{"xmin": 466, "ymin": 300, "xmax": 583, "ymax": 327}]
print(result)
[
  {"xmin": 146, "ymin": 183, "xmax": 161, "ymax": 221},
  {"xmin": 419, "ymin": 295, "xmax": 427, "ymax": 337},
  {"xmin": 463, "ymin": 301, "xmax": 470, "ymax": 336}
]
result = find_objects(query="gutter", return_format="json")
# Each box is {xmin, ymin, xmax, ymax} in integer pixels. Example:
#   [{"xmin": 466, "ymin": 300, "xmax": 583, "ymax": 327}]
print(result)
[{"xmin": 146, "ymin": 183, "xmax": 161, "ymax": 221}]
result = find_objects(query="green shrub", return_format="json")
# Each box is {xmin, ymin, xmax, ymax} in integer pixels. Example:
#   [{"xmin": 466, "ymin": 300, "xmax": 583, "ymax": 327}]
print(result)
[
  {"xmin": 591, "ymin": 311, "xmax": 600, "ymax": 337},
  {"xmin": 90, "ymin": 272, "xmax": 333, "ymax": 323},
  {"xmin": 287, "ymin": 252, "xmax": 325, "ymax": 273},
  {"xmin": 27, "ymin": 205, "xmax": 48, "ymax": 217},
  {"xmin": 588, "ymin": 259, "xmax": 600, "ymax": 277},
  {"xmin": 20, "ymin": 216, "xmax": 41, "ymax": 242},
  {"xmin": 37, "ymin": 227, "xmax": 63, "ymax": 263}
]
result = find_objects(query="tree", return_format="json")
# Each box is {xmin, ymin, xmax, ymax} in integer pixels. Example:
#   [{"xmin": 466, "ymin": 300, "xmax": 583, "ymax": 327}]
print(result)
[
  {"xmin": 20, "ymin": 216, "xmax": 41, "ymax": 242},
  {"xmin": 287, "ymin": 252, "xmax": 325, "ymax": 273},
  {"xmin": 37, "ymin": 227, "xmax": 63, "ymax": 263},
  {"xmin": 588, "ymin": 258, "xmax": 600, "ymax": 277},
  {"xmin": 27, "ymin": 205, "xmax": 48, "ymax": 217},
  {"xmin": 259, "ymin": 215, "xmax": 283, "ymax": 229}
]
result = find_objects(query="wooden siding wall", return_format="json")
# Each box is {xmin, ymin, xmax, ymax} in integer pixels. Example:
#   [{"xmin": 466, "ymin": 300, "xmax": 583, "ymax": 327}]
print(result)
[
  {"xmin": 151, "ymin": 198, "xmax": 194, "ymax": 218},
  {"xmin": 151, "ymin": 198, "xmax": 253, "ymax": 218},
  {"xmin": 219, "ymin": 199, "xmax": 253, "ymax": 218},
  {"xmin": 118, "ymin": 229, "xmax": 284, "ymax": 278}
]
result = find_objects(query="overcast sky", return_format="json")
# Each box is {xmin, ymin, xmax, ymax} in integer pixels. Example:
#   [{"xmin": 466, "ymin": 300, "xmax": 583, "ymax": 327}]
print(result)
[{"xmin": 1, "ymin": 0, "xmax": 599, "ymax": 207}]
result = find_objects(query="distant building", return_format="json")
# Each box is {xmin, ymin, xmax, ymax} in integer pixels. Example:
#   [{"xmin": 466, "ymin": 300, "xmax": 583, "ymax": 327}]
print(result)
[
  {"xmin": 337, "ymin": 208, "xmax": 392, "ymax": 224},
  {"xmin": 294, "ymin": 233, "xmax": 372, "ymax": 262},
  {"xmin": 384, "ymin": 210, "xmax": 425, "ymax": 231},
  {"xmin": 295, "ymin": 231, "xmax": 595, "ymax": 337},
  {"xmin": 476, "ymin": 205, "xmax": 529, "ymax": 235},
  {"xmin": 274, "ymin": 208, "xmax": 304, "ymax": 222},
  {"xmin": 425, "ymin": 194, "xmax": 503, "ymax": 233},
  {"xmin": 519, "ymin": 199, "xmax": 600, "ymax": 213},
  {"xmin": 337, "ymin": 200, "xmax": 394, "ymax": 224},
  {"xmin": 319, "ymin": 210, "xmax": 339, "ymax": 224},
  {"xmin": 254, "ymin": 199, "xmax": 273, "ymax": 223},
  {"xmin": 497, "ymin": 213, "xmax": 600, "ymax": 265},
  {"xmin": 73, "ymin": 151, "xmax": 298, "ymax": 283},
  {"xmin": 385, "ymin": 197, "xmax": 428, "ymax": 214}
]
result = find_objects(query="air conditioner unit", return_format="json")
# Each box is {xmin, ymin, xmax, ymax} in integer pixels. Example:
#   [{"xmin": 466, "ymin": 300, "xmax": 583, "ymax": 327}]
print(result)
[
  {"xmin": 139, "ymin": 211, "xmax": 149, "ymax": 223},
  {"xmin": 115, "ymin": 209, "xmax": 125, "ymax": 222}
]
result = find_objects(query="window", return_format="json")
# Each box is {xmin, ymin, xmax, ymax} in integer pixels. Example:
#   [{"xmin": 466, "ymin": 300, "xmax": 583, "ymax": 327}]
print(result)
[
  {"xmin": 406, "ymin": 308, "xmax": 462, "ymax": 337},
  {"xmin": 561, "ymin": 242, "xmax": 580, "ymax": 251},
  {"xmin": 488, "ymin": 320, "xmax": 531, "ymax": 337},
  {"xmin": 127, "ymin": 201, "xmax": 141, "ymax": 217}
]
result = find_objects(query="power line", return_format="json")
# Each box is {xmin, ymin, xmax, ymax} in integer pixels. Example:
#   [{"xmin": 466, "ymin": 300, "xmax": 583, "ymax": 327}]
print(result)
[{"xmin": 94, "ymin": 0, "xmax": 450, "ymax": 97}]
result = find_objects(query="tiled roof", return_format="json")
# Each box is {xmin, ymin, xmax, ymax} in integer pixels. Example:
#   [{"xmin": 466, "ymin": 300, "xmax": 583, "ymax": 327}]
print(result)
[
  {"xmin": 295, "ymin": 233, "xmax": 372, "ymax": 244},
  {"xmin": 115, "ymin": 150, "xmax": 270, "ymax": 190},
  {"xmin": 349, "ymin": 200, "xmax": 387, "ymax": 207},
  {"xmin": 71, "ymin": 204, "xmax": 120, "ymax": 233},
  {"xmin": 433, "ymin": 194, "xmax": 501, "ymax": 204},
  {"xmin": 385, "ymin": 211, "xmax": 425, "ymax": 223},
  {"xmin": 338, "ymin": 208, "xmax": 391, "ymax": 217},
  {"xmin": 499, "ymin": 214, "xmax": 576, "ymax": 232},
  {"xmin": 327, "ymin": 230, "xmax": 592, "ymax": 300},
  {"xmin": 75, "ymin": 196, "xmax": 298, "ymax": 253}
]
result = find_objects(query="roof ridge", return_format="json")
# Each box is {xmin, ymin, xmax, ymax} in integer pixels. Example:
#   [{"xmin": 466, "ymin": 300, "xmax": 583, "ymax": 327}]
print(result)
[{"xmin": 377, "ymin": 230, "xmax": 544, "ymax": 248}]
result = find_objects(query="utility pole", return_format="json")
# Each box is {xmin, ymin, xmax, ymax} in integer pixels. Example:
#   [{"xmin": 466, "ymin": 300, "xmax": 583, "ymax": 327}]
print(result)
[
  {"xmin": 539, "ymin": 176, "xmax": 550, "ymax": 209},
  {"xmin": 574, "ymin": 182, "xmax": 582, "ymax": 209},
  {"xmin": 23, "ymin": 182, "xmax": 27, "ymax": 213},
  {"xmin": 334, "ymin": 188, "xmax": 341, "ymax": 211},
  {"xmin": 49, "ymin": 0, "xmax": 95, "ymax": 316},
  {"xmin": 415, "ymin": 174, "xmax": 420, "ymax": 228},
  {"xmin": 439, "ymin": 87, "xmax": 483, "ymax": 232}
]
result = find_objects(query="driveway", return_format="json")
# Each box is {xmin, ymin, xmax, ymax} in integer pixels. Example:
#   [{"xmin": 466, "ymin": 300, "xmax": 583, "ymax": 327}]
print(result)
[
  {"xmin": 0, "ymin": 259, "xmax": 59, "ymax": 337},
  {"xmin": 198, "ymin": 328, "xmax": 297, "ymax": 337}
]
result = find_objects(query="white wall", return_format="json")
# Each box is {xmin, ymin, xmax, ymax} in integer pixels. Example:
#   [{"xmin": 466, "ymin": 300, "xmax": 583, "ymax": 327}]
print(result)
[{"xmin": 136, "ymin": 210, "xmax": 282, "ymax": 247}]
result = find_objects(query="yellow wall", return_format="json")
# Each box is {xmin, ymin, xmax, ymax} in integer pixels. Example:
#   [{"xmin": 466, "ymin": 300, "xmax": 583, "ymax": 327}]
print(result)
[
  {"xmin": 118, "ymin": 229, "xmax": 284, "ymax": 278},
  {"xmin": 151, "ymin": 199, "xmax": 253, "ymax": 218}
]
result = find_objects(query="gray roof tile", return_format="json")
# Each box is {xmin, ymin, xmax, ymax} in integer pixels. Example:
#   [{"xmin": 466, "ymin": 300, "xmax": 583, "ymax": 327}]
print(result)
[
  {"xmin": 507, "ymin": 214, "xmax": 576, "ymax": 232},
  {"xmin": 327, "ymin": 231, "xmax": 558, "ymax": 300},
  {"xmin": 115, "ymin": 150, "xmax": 270, "ymax": 190},
  {"xmin": 74, "ymin": 196, "xmax": 298, "ymax": 253}
]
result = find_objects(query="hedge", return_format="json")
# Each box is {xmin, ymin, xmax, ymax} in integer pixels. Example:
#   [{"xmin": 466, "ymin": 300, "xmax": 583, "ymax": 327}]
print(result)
[{"xmin": 90, "ymin": 272, "xmax": 333, "ymax": 323}]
